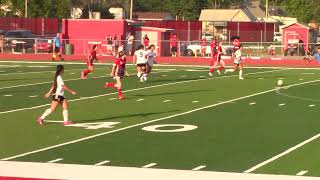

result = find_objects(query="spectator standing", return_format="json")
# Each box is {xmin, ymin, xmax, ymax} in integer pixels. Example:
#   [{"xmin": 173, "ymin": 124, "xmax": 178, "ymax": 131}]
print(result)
[
  {"xmin": 200, "ymin": 37, "xmax": 207, "ymax": 57},
  {"xmin": 313, "ymin": 48, "xmax": 320, "ymax": 64},
  {"xmin": 52, "ymin": 33, "xmax": 63, "ymax": 61},
  {"xmin": 126, "ymin": 32, "xmax": 134, "ymax": 55},
  {"xmin": 143, "ymin": 34, "xmax": 149, "ymax": 50},
  {"xmin": 0, "ymin": 34, "xmax": 3, "ymax": 53},
  {"xmin": 113, "ymin": 34, "xmax": 119, "ymax": 55},
  {"xmin": 170, "ymin": 33, "xmax": 178, "ymax": 57}
]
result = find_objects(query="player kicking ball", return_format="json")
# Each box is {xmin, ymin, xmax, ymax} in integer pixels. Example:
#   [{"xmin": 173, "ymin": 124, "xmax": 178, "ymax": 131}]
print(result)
[
  {"xmin": 225, "ymin": 45, "xmax": 244, "ymax": 80},
  {"xmin": 38, "ymin": 65, "xmax": 77, "ymax": 126},
  {"xmin": 209, "ymin": 41, "xmax": 225, "ymax": 76},
  {"xmin": 133, "ymin": 45, "xmax": 147, "ymax": 82},
  {"xmin": 81, "ymin": 45, "xmax": 102, "ymax": 79},
  {"xmin": 104, "ymin": 51, "xmax": 128, "ymax": 100}
]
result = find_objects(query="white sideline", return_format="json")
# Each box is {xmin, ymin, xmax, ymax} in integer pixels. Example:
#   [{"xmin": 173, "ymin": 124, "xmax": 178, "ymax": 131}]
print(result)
[
  {"xmin": 244, "ymin": 133, "xmax": 320, "ymax": 173},
  {"xmin": 2, "ymin": 78, "xmax": 319, "ymax": 161},
  {"xmin": 142, "ymin": 163, "xmax": 157, "ymax": 168},
  {"xmin": 192, "ymin": 165, "xmax": 207, "ymax": 171},
  {"xmin": 297, "ymin": 171, "xmax": 309, "ymax": 176},
  {"xmin": 0, "ymin": 69, "xmax": 284, "ymax": 114},
  {"xmin": 1, "ymin": 60, "xmax": 320, "ymax": 70},
  {"xmin": 94, "ymin": 160, "xmax": 110, "ymax": 166},
  {"xmin": 47, "ymin": 158, "xmax": 63, "ymax": 163},
  {"xmin": 0, "ymin": 161, "xmax": 319, "ymax": 180}
]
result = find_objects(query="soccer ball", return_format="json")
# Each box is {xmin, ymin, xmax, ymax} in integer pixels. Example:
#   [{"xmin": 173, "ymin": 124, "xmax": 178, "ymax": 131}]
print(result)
[{"xmin": 277, "ymin": 80, "xmax": 284, "ymax": 86}]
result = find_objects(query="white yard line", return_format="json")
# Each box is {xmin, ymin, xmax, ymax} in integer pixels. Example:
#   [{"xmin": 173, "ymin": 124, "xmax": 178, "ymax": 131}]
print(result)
[
  {"xmin": 0, "ymin": 69, "xmax": 285, "ymax": 115},
  {"xmin": 94, "ymin": 160, "xmax": 110, "ymax": 166},
  {"xmin": 2, "ymin": 78, "xmax": 318, "ymax": 161},
  {"xmin": 47, "ymin": 158, "xmax": 63, "ymax": 163},
  {"xmin": 0, "ymin": 75, "xmax": 108, "ymax": 90},
  {"xmin": 278, "ymin": 103, "xmax": 286, "ymax": 107},
  {"xmin": 296, "ymin": 171, "xmax": 308, "ymax": 176},
  {"xmin": 249, "ymin": 102, "xmax": 256, "ymax": 106},
  {"xmin": 192, "ymin": 165, "xmax": 207, "ymax": 171},
  {"xmin": 142, "ymin": 163, "xmax": 157, "ymax": 168},
  {"xmin": 163, "ymin": 100, "xmax": 171, "ymax": 103},
  {"xmin": 136, "ymin": 99, "xmax": 145, "ymax": 102},
  {"xmin": 0, "ymin": 67, "xmax": 105, "ymax": 76},
  {"xmin": 244, "ymin": 133, "xmax": 320, "ymax": 173}
]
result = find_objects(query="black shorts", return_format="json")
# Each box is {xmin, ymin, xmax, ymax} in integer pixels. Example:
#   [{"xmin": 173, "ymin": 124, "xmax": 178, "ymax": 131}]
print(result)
[
  {"xmin": 171, "ymin": 47, "xmax": 177, "ymax": 53},
  {"xmin": 137, "ymin": 63, "xmax": 146, "ymax": 68},
  {"xmin": 52, "ymin": 95, "xmax": 65, "ymax": 102},
  {"xmin": 54, "ymin": 46, "xmax": 61, "ymax": 53},
  {"xmin": 116, "ymin": 68, "xmax": 125, "ymax": 78}
]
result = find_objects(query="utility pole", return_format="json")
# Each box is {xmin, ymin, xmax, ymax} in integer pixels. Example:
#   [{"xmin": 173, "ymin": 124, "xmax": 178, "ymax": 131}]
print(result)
[
  {"xmin": 265, "ymin": 0, "xmax": 269, "ymax": 18},
  {"xmin": 25, "ymin": 0, "xmax": 27, "ymax": 18},
  {"xmin": 130, "ymin": 0, "xmax": 133, "ymax": 19}
]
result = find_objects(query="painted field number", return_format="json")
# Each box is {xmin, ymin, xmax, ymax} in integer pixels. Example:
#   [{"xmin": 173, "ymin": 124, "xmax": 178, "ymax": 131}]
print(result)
[
  {"xmin": 142, "ymin": 124, "xmax": 198, "ymax": 132},
  {"xmin": 67, "ymin": 122, "xmax": 121, "ymax": 129}
]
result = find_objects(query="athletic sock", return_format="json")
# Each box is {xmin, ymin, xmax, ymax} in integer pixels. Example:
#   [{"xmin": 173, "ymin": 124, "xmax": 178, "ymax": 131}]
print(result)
[
  {"xmin": 239, "ymin": 70, "xmax": 243, "ymax": 78},
  {"xmin": 83, "ymin": 69, "xmax": 91, "ymax": 76},
  {"xmin": 63, "ymin": 110, "xmax": 69, "ymax": 122},
  {"xmin": 118, "ymin": 88, "xmax": 123, "ymax": 97},
  {"xmin": 41, "ymin": 108, "xmax": 52, "ymax": 120},
  {"xmin": 219, "ymin": 66, "xmax": 224, "ymax": 71},
  {"xmin": 209, "ymin": 67, "xmax": 215, "ymax": 73}
]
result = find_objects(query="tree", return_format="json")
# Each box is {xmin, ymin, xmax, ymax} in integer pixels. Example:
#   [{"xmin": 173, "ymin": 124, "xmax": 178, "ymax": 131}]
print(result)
[
  {"xmin": 285, "ymin": 0, "xmax": 320, "ymax": 23},
  {"xmin": 80, "ymin": 2, "xmax": 114, "ymax": 19}
]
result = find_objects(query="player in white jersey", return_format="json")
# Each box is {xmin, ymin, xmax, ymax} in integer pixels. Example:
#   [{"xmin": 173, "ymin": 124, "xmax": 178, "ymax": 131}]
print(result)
[
  {"xmin": 141, "ymin": 44, "xmax": 157, "ymax": 82},
  {"xmin": 225, "ymin": 44, "xmax": 244, "ymax": 80},
  {"xmin": 133, "ymin": 45, "xmax": 147, "ymax": 81},
  {"xmin": 37, "ymin": 65, "xmax": 77, "ymax": 126}
]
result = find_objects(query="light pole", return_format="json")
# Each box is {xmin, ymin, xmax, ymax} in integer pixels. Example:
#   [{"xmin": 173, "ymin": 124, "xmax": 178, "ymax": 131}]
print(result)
[
  {"xmin": 130, "ymin": 0, "xmax": 133, "ymax": 20},
  {"xmin": 265, "ymin": 0, "xmax": 269, "ymax": 18},
  {"xmin": 25, "ymin": 0, "xmax": 27, "ymax": 18}
]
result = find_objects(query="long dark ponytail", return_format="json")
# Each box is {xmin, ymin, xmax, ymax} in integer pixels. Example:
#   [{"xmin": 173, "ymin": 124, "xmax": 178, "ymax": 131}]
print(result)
[{"xmin": 53, "ymin": 65, "xmax": 64, "ymax": 93}]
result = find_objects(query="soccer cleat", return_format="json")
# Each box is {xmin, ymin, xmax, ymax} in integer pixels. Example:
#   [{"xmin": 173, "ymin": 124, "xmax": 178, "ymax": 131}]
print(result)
[
  {"xmin": 37, "ymin": 116, "xmax": 43, "ymax": 125},
  {"xmin": 63, "ymin": 121, "xmax": 74, "ymax": 126},
  {"xmin": 239, "ymin": 77, "xmax": 244, "ymax": 80},
  {"xmin": 208, "ymin": 72, "xmax": 213, "ymax": 77},
  {"xmin": 217, "ymin": 70, "xmax": 221, "ymax": 75},
  {"xmin": 81, "ymin": 72, "xmax": 86, "ymax": 79},
  {"xmin": 118, "ymin": 95, "xmax": 125, "ymax": 100}
]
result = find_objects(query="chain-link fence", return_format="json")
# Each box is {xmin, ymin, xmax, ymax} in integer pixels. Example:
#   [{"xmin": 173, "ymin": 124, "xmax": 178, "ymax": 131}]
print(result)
[{"xmin": 0, "ymin": 37, "xmax": 319, "ymax": 60}]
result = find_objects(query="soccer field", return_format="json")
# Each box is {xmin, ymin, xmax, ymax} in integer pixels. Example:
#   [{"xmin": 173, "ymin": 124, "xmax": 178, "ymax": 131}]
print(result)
[{"xmin": 1, "ymin": 61, "xmax": 320, "ymax": 179}]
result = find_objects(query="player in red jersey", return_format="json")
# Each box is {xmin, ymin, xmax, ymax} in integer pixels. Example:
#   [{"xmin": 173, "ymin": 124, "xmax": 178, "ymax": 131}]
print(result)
[
  {"xmin": 104, "ymin": 51, "xmax": 128, "ymax": 100},
  {"xmin": 81, "ymin": 45, "xmax": 102, "ymax": 79},
  {"xmin": 209, "ymin": 41, "xmax": 225, "ymax": 76}
]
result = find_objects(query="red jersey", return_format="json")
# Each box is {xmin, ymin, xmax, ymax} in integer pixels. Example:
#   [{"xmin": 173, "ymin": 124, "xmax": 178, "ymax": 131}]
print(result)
[
  {"xmin": 115, "ymin": 57, "xmax": 126, "ymax": 78},
  {"xmin": 210, "ymin": 40, "xmax": 217, "ymax": 54},
  {"xmin": 170, "ymin": 36, "xmax": 178, "ymax": 47},
  {"xmin": 143, "ymin": 38, "xmax": 149, "ymax": 46},
  {"xmin": 87, "ymin": 50, "xmax": 97, "ymax": 66},
  {"xmin": 217, "ymin": 46, "xmax": 223, "ymax": 55}
]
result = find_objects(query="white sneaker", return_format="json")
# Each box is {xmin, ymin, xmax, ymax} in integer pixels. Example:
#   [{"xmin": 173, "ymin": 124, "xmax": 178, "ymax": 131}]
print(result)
[
  {"xmin": 217, "ymin": 70, "xmax": 221, "ymax": 75},
  {"xmin": 209, "ymin": 72, "xmax": 213, "ymax": 77},
  {"xmin": 239, "ymin": 77, "xmax": 244, "ymax": 80}
]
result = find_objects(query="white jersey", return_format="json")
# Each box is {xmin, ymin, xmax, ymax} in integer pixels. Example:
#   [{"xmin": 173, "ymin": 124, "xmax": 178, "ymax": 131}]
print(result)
[
  {"xmin": 234, "ymin": 49, "xmax": 242, "ymax": 64},
  {"xmin": 146, "ymin": 50, "xmax": 157, "ymax": 66},
  {"xmin": 55, "ymin": 75, "xmax": 64, "ymax": 96},
  {"xmin": 134, "ymin": 49, "xmax": 147, "ymax": 64}
]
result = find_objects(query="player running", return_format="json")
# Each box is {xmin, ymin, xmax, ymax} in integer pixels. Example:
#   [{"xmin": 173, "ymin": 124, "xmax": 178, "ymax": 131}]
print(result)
[
  {"xmin": 225, "ymin": 44, "xmax": 244, "ymax": 80},
  {"xmin": 81, "ymin": 45, "xmax": 102, "ymax": 79},
  {"xmin": 209, "ymin": 41, "xmax": 225, "ymax": 76},
  {"xmin": 52, "ymin": 33, "xmax": 63, "ymax": 61},
  {"xmin": 104, "ymin": 51, "xmax": 128, "ymax": 100},
  {"xmin": 133, "ymin": 45, "xmax": 147, "ymax": 82},
  {"xmin": 37, "ymin": 65, "xmax": 77, "ymax": 126},
  {"xmin": 142, "ymin": 44, "xmax": 157, "ymax": 82}
]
